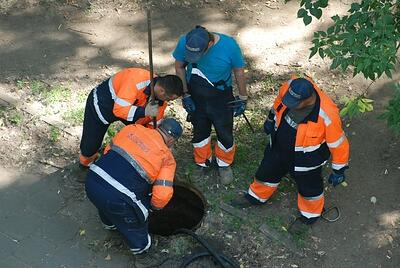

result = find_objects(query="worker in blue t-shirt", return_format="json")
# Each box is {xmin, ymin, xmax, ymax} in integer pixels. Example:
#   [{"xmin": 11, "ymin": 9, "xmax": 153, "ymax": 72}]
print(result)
[{"xmin": 172, "ymin": 25, "xmax": 248, "ymax": 184}]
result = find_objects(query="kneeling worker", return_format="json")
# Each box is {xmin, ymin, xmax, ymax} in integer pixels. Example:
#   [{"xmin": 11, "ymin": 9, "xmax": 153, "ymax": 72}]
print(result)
[{"xmin": 85, "ymin": 118, "xmax": 183, "ymax": 254}]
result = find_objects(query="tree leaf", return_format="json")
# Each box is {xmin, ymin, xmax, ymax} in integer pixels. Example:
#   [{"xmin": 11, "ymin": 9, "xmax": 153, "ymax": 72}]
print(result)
[
  {"xmin": 303, "ymin": 15, "xmax": 312, "ymax": 26},
  {"xmin": 310, "ymin": 8, "xmax": 323, "ymax": 19},
  {"xmin": 318, "ymin": 48, "xmax": 325, "ymax": 58},
  {"xmin": 317, "ymin": 0, "xmax": 328, "ymax": 8},
  {"xmin": 385, "ymin": 69, "xmax": 393, "ymax": 78},
  {"xmin": 309, "ymin": 47, "xmax": 318, "ymax": 58},
  {"xmin": 297, "ymin": 8, "xmax": 307, "ymax": 18}
]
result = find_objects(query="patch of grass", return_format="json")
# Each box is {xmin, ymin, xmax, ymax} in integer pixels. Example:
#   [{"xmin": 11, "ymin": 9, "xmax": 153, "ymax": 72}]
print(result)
[
  {"xmin": 46, "ymin": 85, "xmax": 72, "ymax": 104},
  {"xmin": 100, "ymin": 122, "xmax": 125, "ymax": 153},
  {"xmin": 289, "ymin": 224, "xmax": 310, "ymax": 247},
  {"xmin": 16, "ymin": 79, "xmax": 29, "ymax": 90},
  {"xmin": 8, "ymin": 109, "xmax": 23, "ymax": 126},
  {"xmin": 63, "ymin": 107, "xmax": 84, "ymax": 125},
  {"xmin": 30, "ymin": 80, "xmax": 47, "ymax": 96},
  {"xmin": 260, "ymin": 73, "xmax": 275, "ymax": 91},
  {"xmin": 278, "ymin": 176, "xmax": 296, "ymax": 193},
  {"xmin": 225, "ymin": 215, "xmax": 243, "ymax": 231},
  {"xmin": 50, "ymin": 126, "xmax": 61, "ymax": 142},
  {"xmin": 265, "ymin": 215, "xmax": 286, "ymax": 232},
  {"xmin": 168, "ymin": 236, "xmax": 193, "ymax": 256}
]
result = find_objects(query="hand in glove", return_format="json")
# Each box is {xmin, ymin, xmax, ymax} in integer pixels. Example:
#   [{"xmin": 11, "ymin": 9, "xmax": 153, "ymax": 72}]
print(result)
[
  {"xmin": 145, "ymin": 102, "xmax": 159, "ymax": 117},
  {"xmin": 182, "ymin": 94, "xmax": 196, "ymax": 114},
  {"xmin": 328, "ymin": 171, "xmax": 346, "ymax": 187},
  {"xmin": 228, "ymin": 95, "xmax": 247, "ymax": 117},
  {"xmin": 263, "ymin": 119, "xmax": 275, "ymax": 135}
]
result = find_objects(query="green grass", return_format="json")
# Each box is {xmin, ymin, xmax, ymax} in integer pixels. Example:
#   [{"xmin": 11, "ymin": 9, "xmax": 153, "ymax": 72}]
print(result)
[
  {"xmin": 225, "ymin": 215, "xmax": 243, "ymax": 231},
  {"xmin": 18, "ymin": 79, "xmax": 72, "ymax": 104},
  {"xmin": 8, "ymin": 109, "xmax": 23, "ymax": 126},
  {"xmin": 63, "ymin": 107, "xmax": 84, "ymax": 125},
  {"xmin": 45, "ymin": 85, "xmax": 72, "ymax": 104},
  {"xmin": 30, "ymin": 80, "xmax": 47, "ymax": 96},
  {"xmin": 50, "ymin": 126, "xmax": 61, "ymax": 142},
  {"xmin": 278, "ymin": 176, "xmax": 296, "ymax": 193}
]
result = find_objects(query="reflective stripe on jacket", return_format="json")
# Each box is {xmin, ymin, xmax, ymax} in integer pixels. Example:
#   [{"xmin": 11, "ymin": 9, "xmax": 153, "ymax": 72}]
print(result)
[
  {"xmin": 104, "ymin": 124, "xmax": 176, "ymax": 209},
  {"xmin": 271, "ymin": 75, "xmax": 349, "ymax": 172},
  {"xmin": 101, "ymin": 68, "xmax": 167, "ymax": 124}
]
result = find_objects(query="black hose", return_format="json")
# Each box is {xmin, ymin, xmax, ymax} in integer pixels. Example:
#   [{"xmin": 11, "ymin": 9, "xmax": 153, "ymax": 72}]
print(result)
[
  {"xmin": 174, "ymin": 228, "xmax": 239, "ymax": 268},
  {"xmin": 180, "ymin": 252, "xmax": 238, "ymax": 268}
]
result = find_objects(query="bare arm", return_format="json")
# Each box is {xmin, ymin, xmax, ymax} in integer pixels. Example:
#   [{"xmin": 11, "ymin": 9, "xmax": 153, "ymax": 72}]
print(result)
[
  {"xmin": 174, "ymin": 60, "xmax": 189, "ymax": 95},
  {"xmin": 233, "ymin": 67, "xmax": 247, "ymax": 98}
]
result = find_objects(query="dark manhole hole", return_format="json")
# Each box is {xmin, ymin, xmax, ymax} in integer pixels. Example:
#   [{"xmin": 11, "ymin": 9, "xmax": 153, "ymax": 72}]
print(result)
[{"xmin": 149, "ymin": 181, "xmax": 206, "ymax": 236}]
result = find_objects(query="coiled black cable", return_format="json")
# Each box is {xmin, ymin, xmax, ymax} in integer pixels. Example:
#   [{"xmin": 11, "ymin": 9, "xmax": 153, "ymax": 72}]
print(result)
[{"xmin": 174, "ymin": 228, "xmax": 239, "ymax": 268}]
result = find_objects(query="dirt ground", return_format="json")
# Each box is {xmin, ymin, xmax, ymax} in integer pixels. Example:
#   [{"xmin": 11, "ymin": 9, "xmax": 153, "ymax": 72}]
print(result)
[{"xmin": 0, "ymin": 0, "xmax": 399, "ymax": 267}]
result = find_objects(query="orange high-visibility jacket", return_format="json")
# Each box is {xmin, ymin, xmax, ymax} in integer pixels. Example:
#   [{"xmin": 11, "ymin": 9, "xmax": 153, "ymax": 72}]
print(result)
[
  {"xmin": 104, "ymin": 124, "xmax": 176, "ymax": 209},
  {"xmin": 271, "ymin": 75, "xmax": 349, "ymax": 173},
  {"xmin": 108, "ymin": 68, "xmax": 167, "ymax": 125}
]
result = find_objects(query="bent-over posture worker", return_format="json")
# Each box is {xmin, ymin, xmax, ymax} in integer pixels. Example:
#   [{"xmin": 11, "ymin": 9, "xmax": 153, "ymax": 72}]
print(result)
[
  {"xmin": 232, "ymin": 76, "xmax": 349, "ymax": 226},
  {"xmin": 85, "ymin": 118, "xmax": 183, "ymax": 254},
  {"xmin": 173, "ymin": 25, "xmax": 248, "ymax": 184},
  {"xmin": 79, "ymin": 68, "xmax": 183, "ymax": 174}
]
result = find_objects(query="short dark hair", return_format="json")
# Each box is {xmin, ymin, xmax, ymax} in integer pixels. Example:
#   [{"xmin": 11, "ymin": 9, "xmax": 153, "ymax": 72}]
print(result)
[{"xmin": 157, "ymin": 75, "xmax": 184, "ymax": 97}]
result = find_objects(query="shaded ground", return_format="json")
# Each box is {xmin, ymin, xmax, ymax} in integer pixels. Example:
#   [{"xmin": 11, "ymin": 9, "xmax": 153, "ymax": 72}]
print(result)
[{"xmin": 0, "ymin": 0, "xmax": 399, "ymax": 267}]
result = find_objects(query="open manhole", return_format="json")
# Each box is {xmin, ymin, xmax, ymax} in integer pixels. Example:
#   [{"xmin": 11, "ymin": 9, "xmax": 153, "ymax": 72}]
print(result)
[{"xmin": 149, "ymin": 181, "xmax": 206, "ymax": 236}]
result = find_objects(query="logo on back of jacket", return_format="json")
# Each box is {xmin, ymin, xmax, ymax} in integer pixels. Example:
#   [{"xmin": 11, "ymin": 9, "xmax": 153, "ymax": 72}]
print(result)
[{"xmin": 127, "ymin": 133, "xmax": 150, "ymax": 153}]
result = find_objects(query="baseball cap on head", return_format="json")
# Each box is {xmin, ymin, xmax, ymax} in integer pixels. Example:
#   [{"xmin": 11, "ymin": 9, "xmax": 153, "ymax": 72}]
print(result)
[
  {"xmin": 282, "ymin": 78, "xmax": 314, "ymax": 109},
  {"xmin": 184, "ymin": 26, "xmax": 209, "ymax": 63},
  {"xmin": 159, "ymin": 118, "xmax": 183, "ymax": 140}
]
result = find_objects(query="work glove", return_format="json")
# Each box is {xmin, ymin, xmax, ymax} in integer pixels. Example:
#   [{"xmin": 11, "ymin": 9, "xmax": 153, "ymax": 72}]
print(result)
[
  {"xmin": 228, "ymin": 95, "xmax": 247, "ymax": 117},
  {"xmin": 182, "ymin": 94, "xmax": 196, "ymax": 114},
  {"xmin": 263, "ymin": 119, "xmax": 275, "ymax": 135},
  {"xmin": 328, "ymin": 171, "xmax": 346, "ymax": 187},
  {"xmin": 145, "ymin": 102, "xmax": 159, "ymax": 117}
]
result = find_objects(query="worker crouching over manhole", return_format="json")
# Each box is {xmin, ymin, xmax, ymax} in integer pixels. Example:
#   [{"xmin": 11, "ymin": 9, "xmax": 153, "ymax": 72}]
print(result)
[{"xmin": 85, "ymin": 118, "xmax": 184, "ymax": 259}]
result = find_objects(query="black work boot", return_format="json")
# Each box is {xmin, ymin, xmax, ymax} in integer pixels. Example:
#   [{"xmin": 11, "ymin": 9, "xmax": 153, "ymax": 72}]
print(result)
[
  {"xmin": 288, "ymin": 216, "xmax": 318, "ymax": 235},
  {"xmin": 71, "ymin": 163, "xmax": 89, "ymax": 183},
  {"xmin": 133, "ymin": 249, "xmax": 168, "ymax": 268},
  {"xmin": 230, "ymin": 193, "xmax": 265, "ymax": 209}
]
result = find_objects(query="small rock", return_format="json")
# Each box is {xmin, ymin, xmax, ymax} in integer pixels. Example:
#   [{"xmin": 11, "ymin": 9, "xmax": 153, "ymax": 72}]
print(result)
[
  {"xmin": 104, "ymin": 254, "xmax": 111, "ymax": 261},
  {"xmin": 370, "ymin": 196, "xmax": 377, "ymax": 204}
]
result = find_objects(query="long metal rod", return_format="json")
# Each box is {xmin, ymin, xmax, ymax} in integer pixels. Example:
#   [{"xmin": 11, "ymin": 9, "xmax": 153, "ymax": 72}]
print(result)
[
  {"xmin": 147, "ymin": 6, "xmax": 157, "ymax": 128},
  {"xmin": 242, "ymin": 112, "xmax": 255, "ymax": 133}
]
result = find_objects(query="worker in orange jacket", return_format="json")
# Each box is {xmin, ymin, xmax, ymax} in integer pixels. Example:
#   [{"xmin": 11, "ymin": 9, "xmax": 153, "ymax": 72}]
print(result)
[
  {"xmin": 85, "ymin": 118, "xmax": 182, "ymax": 254},
  {"xmin": 78, "ymin": 68, "xmax": 183, "ymax": 178},
  {"xmin": 232, "ymin": 76, "xmax": 349, "ymax": 226}
]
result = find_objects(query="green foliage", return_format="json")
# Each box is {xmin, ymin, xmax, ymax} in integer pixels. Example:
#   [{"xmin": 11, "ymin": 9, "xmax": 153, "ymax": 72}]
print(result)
[
  {"xmin": 302, "ymin": 0, "xmax": 399, "ymax": 80},
  {"xmin": 50, "ymin": 126, "xmax": 61, "ymax": 142},
  {"xmin": 8, "ymin": 109, "xmax": 23, "ymax": 126},
  {"xmin": 46, "ymin": 85, "xmax": 72, "ymax": 104},
  {"xmin": 297, "ymin": 0, "xmax": 328, "ymax": 25},
  {"xmin": 340, "ymin": 96, "xmax": 374, "ymax": 119},
  {"xmin": 63, "ymin": 107, "xmax": 84, "ymax": 125},
  {"xmin": 30, "ymin": 80, "xmax": 47, "ymax": 96},
  {"xmin": 380, "ymin": 83, "xmax": 400, "ymax": 135}
]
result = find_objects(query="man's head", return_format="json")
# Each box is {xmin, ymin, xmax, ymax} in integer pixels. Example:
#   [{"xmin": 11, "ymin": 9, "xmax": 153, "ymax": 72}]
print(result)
[
  {"xmin": 184, "ymin": 25, "xmax": 213, "ymax": 63},
  {"xmin": 154, "ymin": 75, "xmax": 184, "ymax": 101},
  {"xmin": 158, "ymin": 118, "xmax": 183, "ymax": 148},
  {"xmin": 282, "ymin": 78, "xmax": 316, "ymax": 110}
]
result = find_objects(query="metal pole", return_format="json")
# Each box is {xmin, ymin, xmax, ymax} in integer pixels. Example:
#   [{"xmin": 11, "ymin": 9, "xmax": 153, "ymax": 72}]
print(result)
[
  {"xmin": 242, "ymin": 112, "xmax": 255, "ymax": 133},
  {"xmin": 147, "ymin": 6, "xmax": 157, "ymax": 128}
]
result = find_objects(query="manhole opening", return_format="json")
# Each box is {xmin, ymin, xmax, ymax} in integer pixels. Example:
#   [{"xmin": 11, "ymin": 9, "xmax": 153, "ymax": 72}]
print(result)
[{"xmin": 148, "ymin": 182, "xmax": 206, "ymax": 236}]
